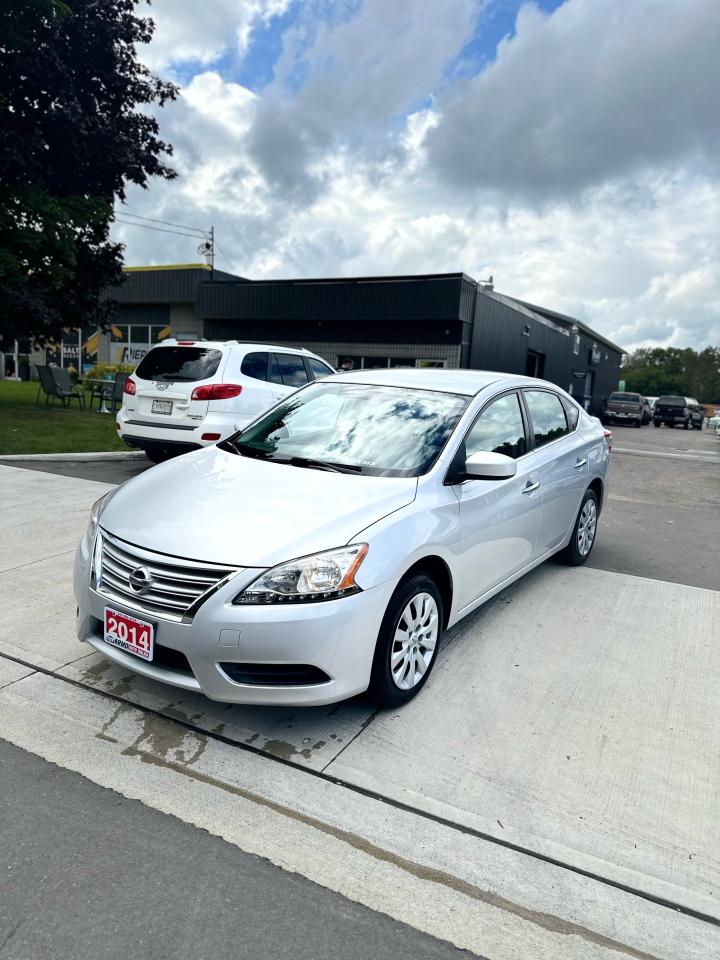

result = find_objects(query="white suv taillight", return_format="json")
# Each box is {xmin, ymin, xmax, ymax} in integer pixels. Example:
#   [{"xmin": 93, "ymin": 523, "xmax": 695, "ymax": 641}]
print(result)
[
  {"xmin": 191, "ymin": 383, "xmax": 243, "ymax": 401},
  {"xmin": 123, "ymin": 377, "xmax": 136, "ymax": 395},
  {"xmin": 603, "ymin": 429, "xmax": 612, "ymax": 451}
]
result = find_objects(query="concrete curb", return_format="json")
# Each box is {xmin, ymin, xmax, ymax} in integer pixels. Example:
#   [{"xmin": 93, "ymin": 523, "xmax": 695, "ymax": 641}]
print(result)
[{"xmin": 0, "ymin": 451, "xmax": 145, "ymax": 462}]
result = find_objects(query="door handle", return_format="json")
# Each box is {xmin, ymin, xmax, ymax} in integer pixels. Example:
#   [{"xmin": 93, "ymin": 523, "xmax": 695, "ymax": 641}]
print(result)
[
  {"xmin": 522, "ymin": 480, "xmax": 540, "ymax": 494},
  {"xmin": 574, "ymin": 458, "xmax": 587, "ymax": 468}
]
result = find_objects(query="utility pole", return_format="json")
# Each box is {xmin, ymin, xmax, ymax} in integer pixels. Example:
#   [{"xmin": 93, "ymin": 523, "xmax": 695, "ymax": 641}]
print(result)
[{"xmin": 198, "ymin": 227, "xmax": 215, "ymax": 279}]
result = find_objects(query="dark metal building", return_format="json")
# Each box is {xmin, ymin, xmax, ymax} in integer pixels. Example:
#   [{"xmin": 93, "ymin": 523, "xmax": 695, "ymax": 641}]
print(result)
[{"xmin": 101, "ymin": 264, "xmax": 623, "ymax": 415}]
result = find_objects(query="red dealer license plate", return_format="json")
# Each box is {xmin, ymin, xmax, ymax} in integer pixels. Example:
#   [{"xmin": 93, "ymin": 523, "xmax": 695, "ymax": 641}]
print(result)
[{"xmin": 104, "ymin": 607, "xmax": 154, "ymax": 661}]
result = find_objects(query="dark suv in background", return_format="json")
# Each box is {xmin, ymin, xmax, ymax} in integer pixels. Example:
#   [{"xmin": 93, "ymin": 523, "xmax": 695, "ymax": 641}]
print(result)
[{"xmin": 653, "ymin": 395, "xmax": 701, "ymax": 429}]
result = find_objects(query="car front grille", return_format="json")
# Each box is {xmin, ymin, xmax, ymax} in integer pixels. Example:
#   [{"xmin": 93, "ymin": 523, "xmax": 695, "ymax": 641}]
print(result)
[{"xmin": 95, "ymin": 531, "xmax": 239, "ymax": 622}]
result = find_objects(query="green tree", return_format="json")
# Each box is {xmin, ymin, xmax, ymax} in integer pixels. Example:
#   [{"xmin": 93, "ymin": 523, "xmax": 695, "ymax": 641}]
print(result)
[
  {"xmin": 0, "ymin": 0, "xmax": 177, "ymax": 346},
  {"xmin": 622, "ymin": 346, "xmax": 720, "ymax": 402}
]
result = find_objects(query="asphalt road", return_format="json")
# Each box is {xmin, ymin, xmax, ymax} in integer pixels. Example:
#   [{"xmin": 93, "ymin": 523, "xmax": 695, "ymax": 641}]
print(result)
[
  {"xmin": 3, "ymin": 421, "xmax": 718, "ymax": 589},
  {"xmin": 0, "ymin": 738, "xmax": 470, "ymax": 960}
]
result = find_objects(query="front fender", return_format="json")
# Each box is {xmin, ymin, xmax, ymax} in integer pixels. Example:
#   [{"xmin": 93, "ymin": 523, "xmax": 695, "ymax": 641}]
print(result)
[{"xmin": 350, "ymin": 485, "xmax": 460, "ymax": 611}]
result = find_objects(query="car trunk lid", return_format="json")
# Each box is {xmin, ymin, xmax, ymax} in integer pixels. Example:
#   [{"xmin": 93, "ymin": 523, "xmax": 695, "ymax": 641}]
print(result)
[{"xmin": 127, "ymin": 345, "xmax": 228, "ymax": 427}]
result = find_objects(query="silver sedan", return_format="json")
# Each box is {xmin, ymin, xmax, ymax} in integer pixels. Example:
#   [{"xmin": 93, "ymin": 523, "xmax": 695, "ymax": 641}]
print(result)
[{"xmin": 74, "ymin": 369, "xmax": 610, "ymax": 708}]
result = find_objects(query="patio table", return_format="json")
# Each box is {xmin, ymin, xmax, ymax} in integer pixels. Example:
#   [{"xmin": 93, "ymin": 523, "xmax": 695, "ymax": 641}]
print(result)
[{"xmin": 80, "ymin": 377, "xmax": 115, "ymax": 414}]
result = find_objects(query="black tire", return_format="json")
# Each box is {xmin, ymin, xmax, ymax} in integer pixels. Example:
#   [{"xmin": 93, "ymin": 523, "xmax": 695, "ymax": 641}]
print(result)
[
  {"xmin": 683, "ymin": 420, "xmax": 689, "ymax": 430},
  {"xmin": 668, "ymin": 423, "xmax": 675, "ymax": 428},
  {"xmin": 558, "ymin": 489, "xmax": 599, "ymax": 566},
  {"xmin": 634, "ymin": 418, "xmax": 642, "ymax": 428},
  {"xmin": 145, "ymin": 447, "xmax": 173, "ymax": 464},
  {"xmin": 368, "ymin": 574, "xmax": 443, "ymax": 709},
  {"xmin": 653, "ymin": 421, "xmax": 660, "ymax": 427}
]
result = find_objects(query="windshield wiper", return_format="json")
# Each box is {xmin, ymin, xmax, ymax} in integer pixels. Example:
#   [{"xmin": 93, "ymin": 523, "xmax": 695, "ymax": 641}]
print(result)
[
  {"xmin": 220, "ymin": 443, "xmax": 362, "ymax": 473},
  {"xmin": 284, "ymin": 456, "xmax": 362, "ymax": 474}
]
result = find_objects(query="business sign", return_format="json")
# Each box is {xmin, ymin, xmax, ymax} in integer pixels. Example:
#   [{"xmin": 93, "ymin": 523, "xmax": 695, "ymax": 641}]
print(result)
[{"xmin": 110, "ymin": 343, "xmax": 150, "ymax": 364}]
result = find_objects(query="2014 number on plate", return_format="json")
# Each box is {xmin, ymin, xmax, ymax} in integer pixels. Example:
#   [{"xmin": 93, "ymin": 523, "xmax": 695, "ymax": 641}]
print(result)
[{"xmin": 104, "ymin": 607, "xmax": 154, "ymax": 661}]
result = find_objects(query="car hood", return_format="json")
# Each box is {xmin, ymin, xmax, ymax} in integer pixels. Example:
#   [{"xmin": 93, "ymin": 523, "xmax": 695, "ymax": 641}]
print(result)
[{"xmin": 100, "ymin": 446, "xmax": 417, "ymax": 568}]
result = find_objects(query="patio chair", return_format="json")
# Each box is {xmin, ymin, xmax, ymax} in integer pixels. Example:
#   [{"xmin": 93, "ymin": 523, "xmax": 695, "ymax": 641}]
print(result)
[
  {"xmin": 34, "ymin": 365, "xmax": 65, "ymax": 407},
  {"xmin": 50, "ymin": 366, "xmax": 85, "ymax": 410},
  {"xmin": 93, "ymin": 371, "xmax": 127, "ymax": 414}
]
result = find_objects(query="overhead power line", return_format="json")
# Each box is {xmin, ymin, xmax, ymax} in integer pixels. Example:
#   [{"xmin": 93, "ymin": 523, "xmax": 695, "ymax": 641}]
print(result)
[
  {"xmin": 118, "ymin": 209, "xmax": 209, "ymax": 236},
  {"xmin": 114, "ymin": 217, "xmax": 208, "ymax": 240}
]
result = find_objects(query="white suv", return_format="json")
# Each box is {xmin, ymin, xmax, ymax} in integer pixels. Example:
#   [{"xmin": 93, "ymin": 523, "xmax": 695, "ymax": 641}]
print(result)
[{"xmin": 118, "ymin": 339, "xmax": 335, "ymax": 462}]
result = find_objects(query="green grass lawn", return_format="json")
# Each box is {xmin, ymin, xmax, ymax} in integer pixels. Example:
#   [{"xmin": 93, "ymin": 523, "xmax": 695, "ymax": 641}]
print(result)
[{"xmin": 0, "ymin": 380, "xmax": 127, "ymax": 455}]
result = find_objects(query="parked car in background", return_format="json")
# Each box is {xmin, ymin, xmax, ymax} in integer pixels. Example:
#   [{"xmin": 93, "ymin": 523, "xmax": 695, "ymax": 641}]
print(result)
[
  {"xmin": 118, "ymin": 340, "xmax": 336, "ymax": 462},
  {"xmin": 653, "ymin": 395, "xmax": 693, "ymax": 429},
  {"xmin": 707, "ymin": 409, "xmax": 720, "ymax": 432},
  {"xmin": 76, "ymin": 370, "xmax": 610, "ymax": 708},
  {"xmin": 603, "ymin": 391, "xmax": 645, "ymax": 427},
  {"xmin": 686, "ymin": 399, "xmax": 704, "ymax": 430}
]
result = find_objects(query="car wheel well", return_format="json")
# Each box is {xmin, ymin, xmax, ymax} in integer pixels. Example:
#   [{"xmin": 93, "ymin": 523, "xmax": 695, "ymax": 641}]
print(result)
[
  {"xmin": 587, "ymin": 477, "xmax": 604, "ymax": 512},
  {"xmin": 401, "ymin": 557, "xmax": 453, "ymax": 629}
]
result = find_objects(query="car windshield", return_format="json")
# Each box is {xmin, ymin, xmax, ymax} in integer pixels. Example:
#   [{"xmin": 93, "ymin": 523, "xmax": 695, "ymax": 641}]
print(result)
[
  {"xmin": 135, "ymin": 347, "xmax": 223, "ymax": 382},
  {"xmin": 657, "ymin": 395, "xmax": 685, "ymax": 405},
  {"xmin": 610, "ymin": 393, "xmax": 640, "ymax": 401},
  {"xmin": 223, "ymin": 382, "xmax": 469, "ymax": 477}
]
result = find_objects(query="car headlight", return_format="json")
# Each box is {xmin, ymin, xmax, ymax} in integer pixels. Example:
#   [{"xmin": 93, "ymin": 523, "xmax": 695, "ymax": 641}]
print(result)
[
  {"xmin": 86, "ymin": 491, "xmax": 114, "ymax": 542},
  {"xmin": 233, "ymin": 544, "xmax": 368, "ymax": 604}
]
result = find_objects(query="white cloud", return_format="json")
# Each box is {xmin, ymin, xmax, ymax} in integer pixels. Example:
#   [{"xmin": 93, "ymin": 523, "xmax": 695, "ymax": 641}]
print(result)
[
  {"xmin": 142, "ymin": 0, "xmax": 292, "ymax": 72},
  {"xmin": 426, "ymin": 0, "xmax": 720, "ymax": 199},
  {"xmin": 116, "ymin": 0, "xmax": 720, "ymax": 351}
]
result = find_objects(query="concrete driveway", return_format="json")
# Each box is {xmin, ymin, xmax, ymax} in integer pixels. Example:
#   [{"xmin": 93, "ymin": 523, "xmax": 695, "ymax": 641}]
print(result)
[{"xmin": 1, "ymin": 439, "xmax": 719, "ymax": 950}]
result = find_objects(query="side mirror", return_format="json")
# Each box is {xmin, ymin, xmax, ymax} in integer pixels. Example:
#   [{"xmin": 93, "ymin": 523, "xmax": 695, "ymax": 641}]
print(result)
[{"xmin": 464, "ymin": 451, "xmax": 517, "ymax": 480}]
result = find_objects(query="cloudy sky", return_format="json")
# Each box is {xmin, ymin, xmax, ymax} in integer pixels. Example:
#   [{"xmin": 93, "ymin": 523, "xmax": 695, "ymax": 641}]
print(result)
[{"xmin": 113, "ymin": 0, "xmax": 720, "ymax": 351}]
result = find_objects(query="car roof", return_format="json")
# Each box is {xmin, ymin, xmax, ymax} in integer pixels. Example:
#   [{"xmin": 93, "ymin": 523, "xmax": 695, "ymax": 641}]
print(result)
[
  {"xmin": 332, "ymin": 367, "xmax": 543, "ymax": 396},
  {"xmin": 157, "ymin": 339, "xmax": 314, "ymax": 355}
]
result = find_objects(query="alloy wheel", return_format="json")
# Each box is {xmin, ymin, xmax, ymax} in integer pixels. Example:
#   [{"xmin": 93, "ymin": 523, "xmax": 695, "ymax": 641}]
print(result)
[
  {"xmin": 390, "ymin": 592, "xmax": 439, "ymax": 690},
  {"xmin": 577, "ymin": 498, "xmax": 597, "ymax": 557}
]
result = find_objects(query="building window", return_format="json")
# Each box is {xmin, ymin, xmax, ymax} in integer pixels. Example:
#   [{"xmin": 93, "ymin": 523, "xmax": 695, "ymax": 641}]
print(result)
[
  {"xmin": 336, "ymin": 355, "xmax": 446, "ymax": 370},
  {"xmin": 573, "ymin": 334, "xmax": 580, "ymax": 356},
  {"xmin": 110, "ymin": 323, "xmax": 171, "ymax": 364}
]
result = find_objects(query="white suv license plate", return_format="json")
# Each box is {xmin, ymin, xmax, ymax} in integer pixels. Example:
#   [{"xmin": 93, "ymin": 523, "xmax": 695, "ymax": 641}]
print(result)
[
  {"xmin": 152, "ymin": 399, "xmax": 173, "ymax": 415},
  {"xmin": 104, "ymin": 607, "xmax": 154, "ymax": 661}
]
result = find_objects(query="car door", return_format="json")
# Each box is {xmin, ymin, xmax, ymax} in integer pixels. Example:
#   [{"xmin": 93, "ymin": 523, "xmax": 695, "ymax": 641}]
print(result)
[
  {"xmin": 521, "ymin": 389, "xmax": 589, "ymax": 554},
  {"xmin": 238, "ymin": 350, "xmax": 275, "ymax": 421},
  {"xmin": 270, "ymin": 352, "xmax": 310, "ymax": 402},
  {"xmin": 452, "ymin": 390, "xmax": 543, "ymax": 610}
]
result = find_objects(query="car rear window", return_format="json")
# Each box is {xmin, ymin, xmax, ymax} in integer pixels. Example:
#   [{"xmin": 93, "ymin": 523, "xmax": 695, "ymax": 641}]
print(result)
[
  {"xmin": 610, "ymin": 393, "xmax": 641, "ymax": 401},
  {"xmin": 656, "ymin": 395, "xmax": 685, "ymax": 405},
  {"xmin": 135, "ymin": 347, "xmax": 223, "ymax": 382}
]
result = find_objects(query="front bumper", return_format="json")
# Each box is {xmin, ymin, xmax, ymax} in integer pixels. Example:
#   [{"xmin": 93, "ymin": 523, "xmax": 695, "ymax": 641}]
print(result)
[
  {"xmin": 654, "ymin": 415, "xmax": 687, "ymax": 424},
  {"xmin": 73, "ymin": 534, "xmax": 394, "ymax": 706}
]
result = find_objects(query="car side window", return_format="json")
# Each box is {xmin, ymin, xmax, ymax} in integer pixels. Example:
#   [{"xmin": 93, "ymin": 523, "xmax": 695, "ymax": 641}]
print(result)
[
  {"xmin": 276, "ymin": 353, "xmax": 309, "ymax": 387},
  {"xmin": 306, "ymin": 357, "xmax": 334, "ymax": 380},
  {"xmin": 562, "ymin": 397, "xmax": 580, "ymax": 429},
  {"xmin": 465, "ymin": 392, "xmax": 527, "ymax": 460},
  {"xmin": 524, "ymin": 390, "xmax": 569, "ymax": 447},
  {"xmin": 268, "ymin": 354, "xmax": 284, "ymax": 385},
  {"xmin": 240, "ymin": 351, "xmax": 269, "ymax": 381}
]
